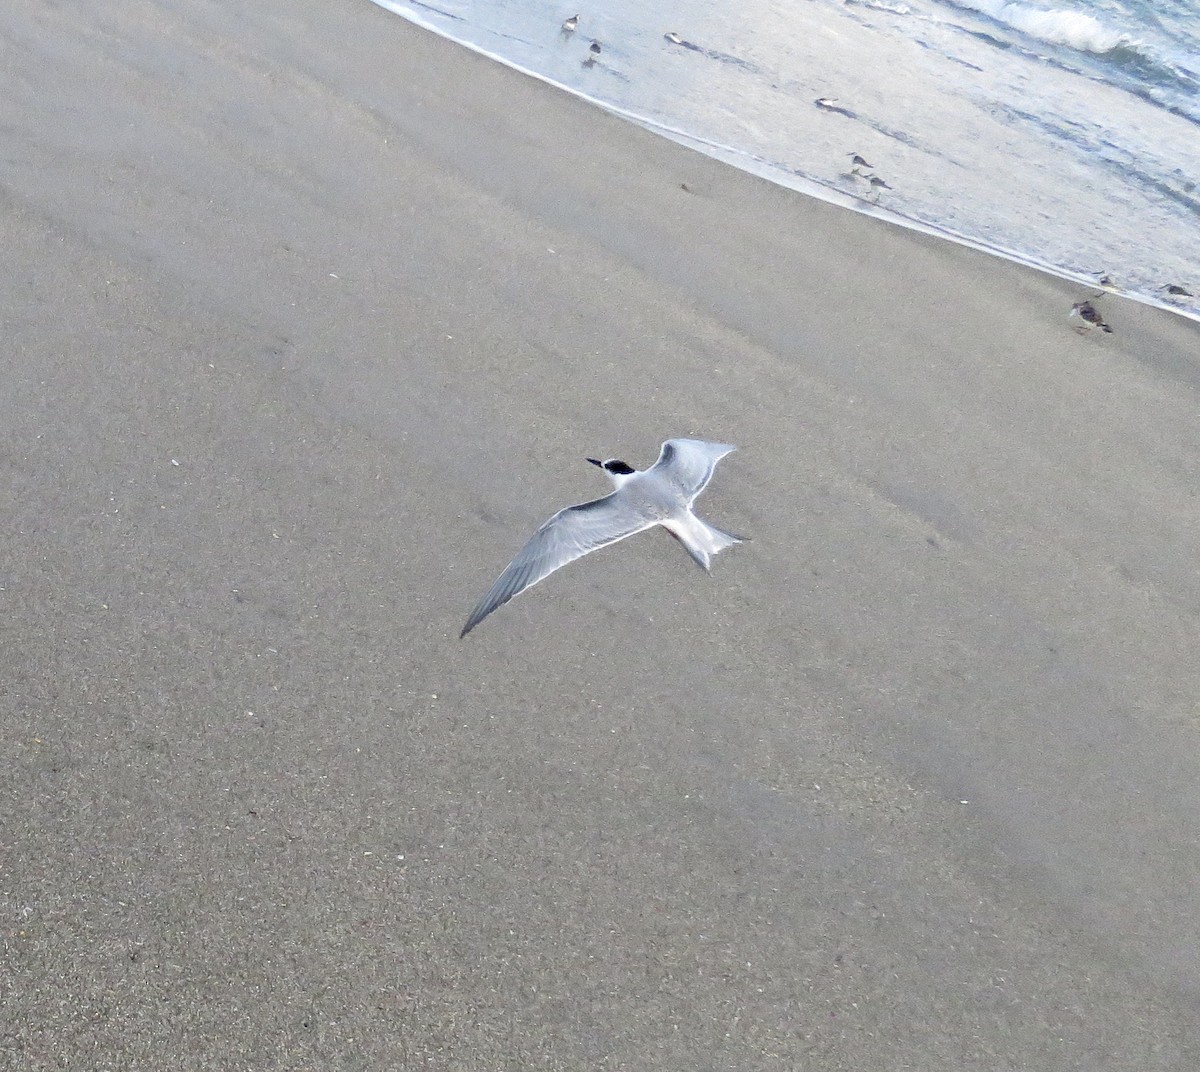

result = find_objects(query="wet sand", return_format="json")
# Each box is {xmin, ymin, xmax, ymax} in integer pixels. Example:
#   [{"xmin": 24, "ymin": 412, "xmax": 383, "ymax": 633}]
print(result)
[{"xmin": 3, "ymin": 0, "xmax": 1199, "ymax": 1067}]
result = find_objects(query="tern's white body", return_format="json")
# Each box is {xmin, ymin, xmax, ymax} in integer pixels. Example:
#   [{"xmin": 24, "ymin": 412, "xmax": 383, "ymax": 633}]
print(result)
[{"xmin": 461, "ymin": 438, "xmax": 743, "ymax": 637}]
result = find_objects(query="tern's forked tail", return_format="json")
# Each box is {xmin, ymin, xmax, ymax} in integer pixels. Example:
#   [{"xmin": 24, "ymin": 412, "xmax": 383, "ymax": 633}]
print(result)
[{"xmin": 664, "ymin": 512, "xmax": 745, "ymax": 571}]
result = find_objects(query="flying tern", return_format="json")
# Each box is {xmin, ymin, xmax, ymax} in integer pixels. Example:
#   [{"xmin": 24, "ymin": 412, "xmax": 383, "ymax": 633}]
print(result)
[{"xmin": 461, "ymin": 438, "xmax": 744, "ymax": 637}]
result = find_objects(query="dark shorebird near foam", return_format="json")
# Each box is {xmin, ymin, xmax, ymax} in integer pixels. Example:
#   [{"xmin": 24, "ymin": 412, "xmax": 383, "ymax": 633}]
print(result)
[
  {"xmin": 583, "ymin": 39, "xmax": 601, "ymax": 66},
  {"xmin": 1161, "ymin": 283, "xmax": 1194, "ymax": 298},
  {"xmin": 849, "ymin": 153, "xmax": 874, "ymax": 179},
  {"xmin": 861, "ymin": 174, "xmax": 892, "ymax": 202},
  {"xmin": 561, "ymin": 14, "xmax": 579, "ymax": 34},
  {"xmin": 815, "ymin": 97, "xmax": 857, "ymax": 118},
  {"xmin": 1070, "ymin": 296, "xmax": 1113, "ymax": 334}
]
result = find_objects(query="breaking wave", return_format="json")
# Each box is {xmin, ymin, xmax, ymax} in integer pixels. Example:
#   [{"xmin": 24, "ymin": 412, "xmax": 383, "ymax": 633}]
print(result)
[{"xmin": 951, "ymin": 0, "xmax": 1137, "ymax": 54}]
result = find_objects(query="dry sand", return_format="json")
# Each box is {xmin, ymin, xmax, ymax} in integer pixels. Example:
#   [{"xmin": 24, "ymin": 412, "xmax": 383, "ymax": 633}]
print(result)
[{"xmin": 3, "ymin": 0, "xmax": 1200, "ymax": 1068}]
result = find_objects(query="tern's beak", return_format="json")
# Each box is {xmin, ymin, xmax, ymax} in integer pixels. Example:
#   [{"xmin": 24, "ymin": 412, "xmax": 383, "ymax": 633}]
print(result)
[{"xmin": 586, "ymin": 457, "xmax": 603, "ymax": 468}]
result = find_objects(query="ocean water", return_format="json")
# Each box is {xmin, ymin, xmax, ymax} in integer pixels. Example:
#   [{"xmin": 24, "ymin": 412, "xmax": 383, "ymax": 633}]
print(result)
[{"xmin": 370, "ymin": 0, "xmax": 1200, "ymax": 320}]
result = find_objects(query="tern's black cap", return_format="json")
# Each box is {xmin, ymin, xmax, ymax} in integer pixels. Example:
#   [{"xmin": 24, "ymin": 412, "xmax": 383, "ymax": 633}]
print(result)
[{"xmin": 587, "ymin": 457, "xmax": 634, "ymax": 475}]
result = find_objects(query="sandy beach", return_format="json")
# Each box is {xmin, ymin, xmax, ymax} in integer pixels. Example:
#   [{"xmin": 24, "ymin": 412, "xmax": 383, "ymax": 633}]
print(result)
[{"xmin": 3, "ymin": 0, "xmax": 1200, "ymax": 1067}]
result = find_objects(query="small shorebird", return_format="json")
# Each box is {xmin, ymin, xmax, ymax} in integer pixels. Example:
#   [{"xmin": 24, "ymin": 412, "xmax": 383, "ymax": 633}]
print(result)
[
  {"xmin": 849, "ymin": 153, "xmax": 873, "ymax": 171},
  {"xmin": 1070, "ymin": 296, "xmax": 1113, "ymax": 334},
  {"xmin": 583, "ymin": 40, "xmax": 601, "ymax": 66},
  {"xmin": 1161, "ymin": 283, "xmax": 1193, "ymax": 297},
  {"xmin": 815, "ymin": 97, "xmax": 856, "ymax": 118},
  {"xmin": 664, "ymin": 31, "xmax": 683, "ymax": 44},
  {"xmin": 461, "ymin": 439, "xmax": 744, "ymax": 637},
  {"xmin": 861, "ymin": 174, "xmax": 892, "ymax": 202},
  {"xmin": 561, "ymin": 14, "xmax": 579, "ymax": 34}
]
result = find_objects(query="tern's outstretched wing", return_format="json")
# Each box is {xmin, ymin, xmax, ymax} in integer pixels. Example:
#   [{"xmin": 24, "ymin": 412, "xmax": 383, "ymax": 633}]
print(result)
[
  {"xmin": 461, "ymin": 494, "xmax": 657, "ymax": 637},
  {"xmin": 648, "ymin": 439, "xmax": 737, "ymax": 502}
]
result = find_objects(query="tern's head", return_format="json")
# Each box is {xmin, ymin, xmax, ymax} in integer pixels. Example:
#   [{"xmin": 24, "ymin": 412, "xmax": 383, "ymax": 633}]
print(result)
[{"xmin": 587, "ymin": 457, "xmax": 636, "ymax": 484}]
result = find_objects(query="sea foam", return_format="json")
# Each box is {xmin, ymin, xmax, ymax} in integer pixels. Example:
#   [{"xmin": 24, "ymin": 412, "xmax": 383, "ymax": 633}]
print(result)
[{"xmin": 956, "ymin": 0, "xmax": 1135, "ymax": 54}]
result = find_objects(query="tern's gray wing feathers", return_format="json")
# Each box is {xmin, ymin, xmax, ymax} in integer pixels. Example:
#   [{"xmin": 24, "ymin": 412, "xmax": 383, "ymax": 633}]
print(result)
[
  {"xmin": 461, "ymin": 493, "xmax": 657, "ymax": 636},
  {"xmin": 648, "ymin": 438, "xmax": 737, "ymax": 502}
]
